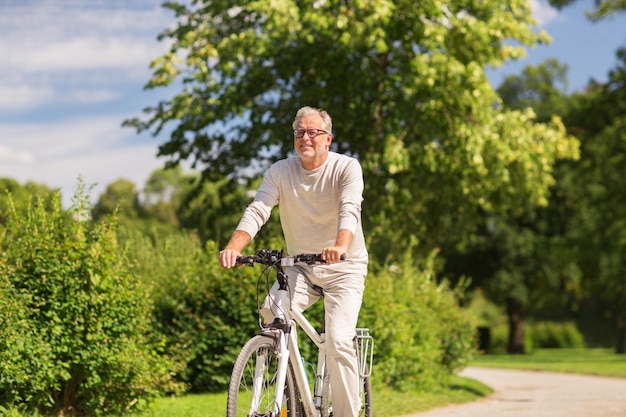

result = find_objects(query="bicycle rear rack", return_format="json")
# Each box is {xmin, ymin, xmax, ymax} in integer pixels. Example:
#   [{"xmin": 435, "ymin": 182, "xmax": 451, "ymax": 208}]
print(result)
[{"xmin": 355, "ymin": 328, "xmax": 374, "ymax": 377}]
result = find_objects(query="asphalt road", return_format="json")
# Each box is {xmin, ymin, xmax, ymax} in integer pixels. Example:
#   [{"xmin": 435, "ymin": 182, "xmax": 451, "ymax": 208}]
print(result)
[{"xmin": 402, "ymin": 367, "xmax": 626, "ymax": 417}]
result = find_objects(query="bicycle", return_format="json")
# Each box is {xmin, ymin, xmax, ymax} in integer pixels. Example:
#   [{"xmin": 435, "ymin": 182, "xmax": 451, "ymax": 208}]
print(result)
[{"xmin": 226, "ymin": 249, "xmax": 374, "ymax": 417}]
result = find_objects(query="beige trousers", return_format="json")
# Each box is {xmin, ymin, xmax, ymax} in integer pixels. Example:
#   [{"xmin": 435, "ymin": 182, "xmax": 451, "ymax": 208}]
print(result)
[{"xmin": 261, "ymin": 265, "xmax": 366, "ymax": 417}]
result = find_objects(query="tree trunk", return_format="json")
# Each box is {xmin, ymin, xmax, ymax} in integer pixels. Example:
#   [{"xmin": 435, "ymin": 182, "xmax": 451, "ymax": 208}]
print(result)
[
  {"xmin": 616, "ymin": 316, "xmax": 626, "ymax": 354},
  {"xmin": 507, "ymin": 297, "xmax": 527, "ymax": 354}
]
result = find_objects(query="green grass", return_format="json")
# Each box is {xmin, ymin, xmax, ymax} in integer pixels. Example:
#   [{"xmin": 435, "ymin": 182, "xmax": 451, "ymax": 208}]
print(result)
[
  {"xmin": 370, "ymin": 376, "xmax": 492, "ymax": 417},
  {"xmin": 134, "ymin": 348, "xmax": 626, "ymax": 416},
  {"xmin": 131, "ymin": 376, "xmax": 492, "ymax": 417},
  {"xmin": 12, "ymin": 349, "xmax": 626, "ymax": 416},
  {"xmin": 473, "ymin": 347, "xmax": 626, "ymax": 378},
  {"xmin": 132, "ymin": 392, "xmax": 227, "ymax": 417}
]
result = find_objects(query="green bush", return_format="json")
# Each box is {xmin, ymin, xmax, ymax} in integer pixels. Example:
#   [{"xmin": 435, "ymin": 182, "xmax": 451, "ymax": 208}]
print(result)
[
  {"xmin": 484, "ymin": 325, "xmax": 507, "ymax": 354},
  {"xmin": 482, "ymin": 324, "xmax": 533, "ymax": 354},
  {"xmin": 123, "ymin": 231, "xmax": 262, "ymax": 392},
  {"xmin": 0, "ymin": 189, "xmax": 182, "ymax": 416},
  {"xmin": 361, "ymin": 249, "xmax": 477, "ymax": 391},
  {"xmin": 121, "ymin": 228, "xmax": 478, "ymax": 394},
  {"xmin": 465, "ymin": 290, "xmax": 507, "ymax": 353},
  {"xmin": 125, "ymin": 230, "xmax": 480, "ymax": 395},
  {"xmin": 530, "ymin": 321, "xmax": 585, "ymax": 348},
  {"xmin": 481, "ymin": 321, "xmax": 584, "ymax": 353}
]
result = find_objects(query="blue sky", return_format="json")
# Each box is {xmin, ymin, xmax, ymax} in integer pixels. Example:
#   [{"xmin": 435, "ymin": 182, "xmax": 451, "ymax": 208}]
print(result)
[{"xmin": 0, "ymin": 0, "xmax": 624, "ymax": 207}]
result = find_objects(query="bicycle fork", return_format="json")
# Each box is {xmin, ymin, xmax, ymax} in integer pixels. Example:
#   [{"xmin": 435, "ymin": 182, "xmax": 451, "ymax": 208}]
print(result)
[{"xmin": 255, "ymin": 285, "xmax": 294, "ymax": 417}]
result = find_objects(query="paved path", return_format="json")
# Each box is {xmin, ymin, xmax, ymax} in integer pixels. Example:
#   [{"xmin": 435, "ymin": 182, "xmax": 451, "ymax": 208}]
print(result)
[{"xmin": 401, "ymin": 367, "xmax": 626, "ymax": 417}]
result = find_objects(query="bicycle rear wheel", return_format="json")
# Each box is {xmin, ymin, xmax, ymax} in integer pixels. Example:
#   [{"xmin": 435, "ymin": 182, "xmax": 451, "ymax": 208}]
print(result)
[
  {"xmin": 227, "ymin": 334, "xmax": 300, "ymax": 417},
  {"xmin": 320, "ymin": 373, "xmax": 372, "ymax": 417}
]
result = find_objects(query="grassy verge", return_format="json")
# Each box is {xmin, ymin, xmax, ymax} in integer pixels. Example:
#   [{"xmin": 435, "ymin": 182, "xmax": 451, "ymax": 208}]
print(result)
[
  {"xmin": 132, "ymin": 392, "xmax": 226, "ymax": 417},
  {"xmin": 472, "ymin": 348, "xmax": 626, "ymax": 378},
  {"xmin": 132, "ymin": 375, "xmax": 492, "ymax": 417},
  {"xmin": 370, "ymin": 376, "xmax": 492, "ymax": 417},
  {"xmin": 19, "ymin": 348, "xmax": 626, "ymax": 416}
]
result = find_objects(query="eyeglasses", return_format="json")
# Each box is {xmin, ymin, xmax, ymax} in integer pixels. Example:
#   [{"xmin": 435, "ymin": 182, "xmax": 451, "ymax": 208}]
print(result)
[{"xmin": 293, "ymin": 129, "xmax": 328, "ymax": 138}]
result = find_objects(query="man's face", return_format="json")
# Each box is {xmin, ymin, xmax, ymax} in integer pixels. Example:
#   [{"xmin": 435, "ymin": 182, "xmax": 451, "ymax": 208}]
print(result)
[{"xmin": 293, "ymin": 114, "xmax": 332, "ymax": 169}]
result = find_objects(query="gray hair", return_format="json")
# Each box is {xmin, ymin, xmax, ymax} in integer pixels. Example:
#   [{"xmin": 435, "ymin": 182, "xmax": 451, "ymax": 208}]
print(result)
[{"xmin": 292, "ymin": 106, "xmax": 332, "ymax": 133}]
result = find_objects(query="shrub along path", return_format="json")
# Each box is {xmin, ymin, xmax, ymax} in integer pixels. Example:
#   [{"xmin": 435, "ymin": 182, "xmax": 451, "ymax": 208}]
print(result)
[{"xmin": 402, "ymin": 367, "xmax": 626, "ymax": 417}]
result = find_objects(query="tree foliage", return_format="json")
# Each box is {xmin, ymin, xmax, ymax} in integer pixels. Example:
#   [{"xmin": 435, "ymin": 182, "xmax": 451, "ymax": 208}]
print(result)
[
  {"xmin": 444, "ymin": 60, "xmax": 583, "ymax": 353},
  {"xmin": 92, "ymin": 178, "xmax": 141, "ymax": 221},
  {"xmin": 559, "ymin": 47, "xmax": 626, "ymax": 352},
  {"xmin": 548, "ymin": 0, "xmax": 626, "ymax": 21},
  {"xmin": 125, "ymin": 0, "xmax": 578, "ymax": 261},
  {"xmin": 498, "ymin": 58, "xmax": 570, "ymax": 121},
  {"xmin": 0, "ymin": 178, "xmax": 58, "ymax": 224},
  {"xmin": 91, "ymin": 168, "xmax": 273, "ymax": 248},
  {"xmin": 465, "ymin": 44, "xmax": 626, "ymax": 353}
]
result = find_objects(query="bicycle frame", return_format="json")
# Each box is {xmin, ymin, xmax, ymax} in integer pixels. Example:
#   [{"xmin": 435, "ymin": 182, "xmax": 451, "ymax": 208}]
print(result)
[{"xmin": 266, "ymin": 281, "xmax": 327, "ymax": 417}]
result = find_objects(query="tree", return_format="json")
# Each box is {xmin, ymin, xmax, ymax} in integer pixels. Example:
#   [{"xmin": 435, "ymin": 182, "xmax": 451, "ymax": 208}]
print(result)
[
  {"xmin": 0, "ymin": 177, "xmax": 58, "ymax": 223},
  {"xmin": 548, "ymin": 0, "xmax": 626, "ymax": 21},
  {"xmin": 447, "ymin": 60, "xmax": 581, "ymax": 354},
  {"xmin": 141, "ymin": 166, "xmax": 281, "ymax": 247},
  {"xmin": 497, "ymin": 59, "xmax": 570, "ymax": 121},
  {"xmin": 125, "ymin": 0, "xmax": 578, "ymax": 264},
  {"xmin": 559, "ymin": 47, "xmax": 626, "ymax": 352},
  {"xmin": 487, "ymin": 44, "xmax": 626, "ymax": 353},
  {"xmin": 142, "ymin": 166, "xmax": 187, "ymax": 227},
  {"xmin": 92, "ymin": 178, "xmax": 142, "ymax": 221},
  {"xmin": 445, "ymin": 211, "xmax": 583, "ymax": 354},
  {"xmin": 92, "ymin": 176, "xmax": 182, "ymax": 238}
]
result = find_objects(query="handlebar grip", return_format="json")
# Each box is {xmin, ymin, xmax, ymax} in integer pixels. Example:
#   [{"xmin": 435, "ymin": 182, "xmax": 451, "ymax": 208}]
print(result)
[
  {"xmin": 296, "ymin": 253, "xmax": 346, "ymax": 263},
  {"xmin": 236, "ymin": 256, "xmax": 255, "ymax": 265}
]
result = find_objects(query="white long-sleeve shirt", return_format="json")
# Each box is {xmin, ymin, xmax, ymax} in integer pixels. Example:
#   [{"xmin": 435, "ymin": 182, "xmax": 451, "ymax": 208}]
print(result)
[{"xmin": 236, "ymin": 152, "xmax": 368, "ymax": 273}]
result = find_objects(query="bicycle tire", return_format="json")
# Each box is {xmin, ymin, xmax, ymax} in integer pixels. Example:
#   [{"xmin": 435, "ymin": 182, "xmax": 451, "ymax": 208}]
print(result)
[
  {"xmin": 320, "ymin": 372, "xmax": 372, "ymax": 417},
  {"xmin": 227, "ymin": 334, "xmax": 300, "ymax": 417}
]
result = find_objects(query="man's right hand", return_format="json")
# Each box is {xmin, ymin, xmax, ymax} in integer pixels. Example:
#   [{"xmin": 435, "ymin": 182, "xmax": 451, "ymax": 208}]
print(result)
[
  {"xmin": 219, "ymin": 230, "xmax": 252, "ymax": 268},
  {"xmin": 219, "ymin": 248, "xmax": 243, "ymax": 268}
]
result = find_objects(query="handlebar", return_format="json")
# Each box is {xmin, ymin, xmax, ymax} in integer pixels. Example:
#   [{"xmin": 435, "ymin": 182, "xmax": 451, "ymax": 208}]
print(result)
[{"xmin": 236, "ymin": 249, "xmax": 346, "ymax": 267}]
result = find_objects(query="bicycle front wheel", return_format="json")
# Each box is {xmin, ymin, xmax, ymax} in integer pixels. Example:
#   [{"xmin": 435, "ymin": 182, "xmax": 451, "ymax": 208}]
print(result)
[{"xmin": 227, "ymin": 334, "xmax": 300, "ymax": 417}]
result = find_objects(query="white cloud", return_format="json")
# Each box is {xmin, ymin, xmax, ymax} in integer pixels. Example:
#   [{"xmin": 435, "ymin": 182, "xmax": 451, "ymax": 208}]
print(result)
[
  {"xmin": 0, "ymin": 145, "xmax": 35, "ymax": 164},
  {"xmin": 3, "ymin": 37, "xmax": 161, "ymax": 74},
  {"xmin": 1, "ymin": 116, "xmax": 135, "ymax": 162},
  {"xmin": 0, "ymin": 1, "xmax": 180, "ymax": 207},
  {"xmin": 1, "ymin": 2, "xmax": 170, "ymax": 72},
  {"xmin": 530, "ymin": 0, "xmax": 561, "ymax": 27},
  {"xmin": 0, "ymin": 0, "xmax": 172, "ymax": 111},
  {"xmin": 70, "ymin": 89, "xmax": 122, "ymax": 104},
  {"xmin": 0, "ymin": 84, "xmax": 55, "ymax": 111},
  {"xmin": 0, "ymin": 115, "xmax": 166, "ymax": 206}
]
